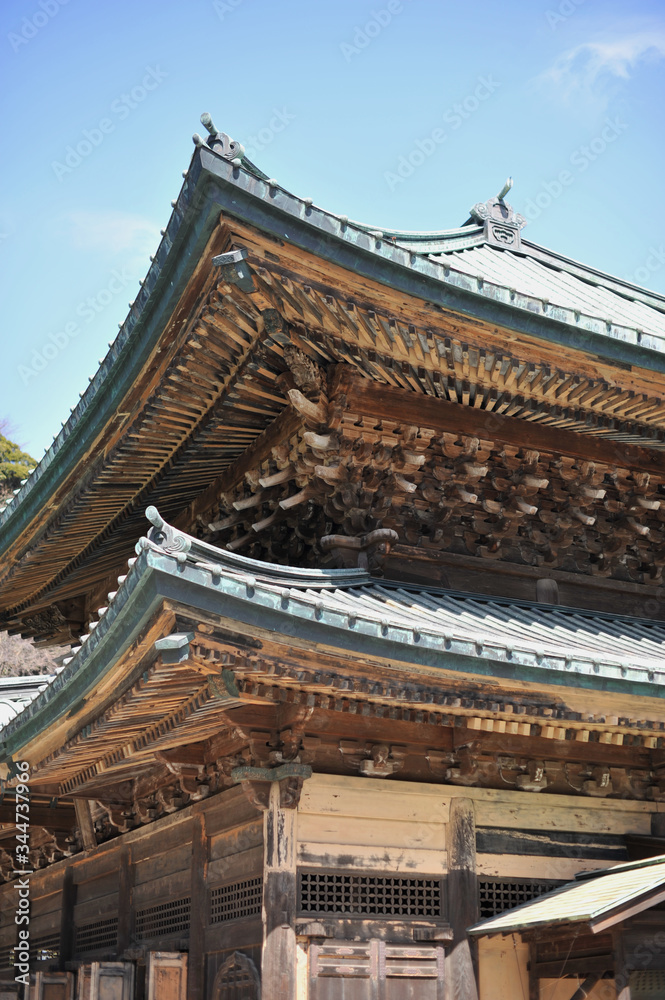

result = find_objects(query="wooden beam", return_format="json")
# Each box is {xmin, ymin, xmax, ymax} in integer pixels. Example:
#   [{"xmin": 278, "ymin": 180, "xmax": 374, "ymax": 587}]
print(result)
[
  {"xmin": 73, "ymin": 799, "xmax": 96, "ymax": 851},
  {"xmin": 0, "ymin": 800, "xmax": 76, "ymax": 831},
  {"xmin": 174, "ymin": 405, "xmax": 303, "ymax": 531},
  {"xmin": 344, "ymin": 372, "xmax": 665, "ymax": 476}
]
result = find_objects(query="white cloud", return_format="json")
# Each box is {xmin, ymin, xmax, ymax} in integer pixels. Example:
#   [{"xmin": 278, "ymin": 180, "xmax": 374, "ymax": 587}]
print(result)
[
  {"xmin": 60, "ymin": 210, "xmax": 161, "ymax": 270},
  {"xmin": 539, "ymin": 31, "xmax": 665, "ymax": 108}
]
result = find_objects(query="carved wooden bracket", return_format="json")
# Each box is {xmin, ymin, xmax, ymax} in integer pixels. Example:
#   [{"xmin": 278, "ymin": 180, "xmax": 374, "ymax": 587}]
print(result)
[
  {"xmin": 320, "ymin": 527, "xmax": 399, "ymax": 571},
  {"xmin": 231, "ymin": 762, "xmax": 312, "ymax": 810}
]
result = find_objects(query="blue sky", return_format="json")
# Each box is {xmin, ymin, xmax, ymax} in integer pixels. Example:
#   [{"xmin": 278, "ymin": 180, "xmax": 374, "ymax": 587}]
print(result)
[{"xmin": 2, "ymin": 0, "xmax": 665, "ymax": 459}]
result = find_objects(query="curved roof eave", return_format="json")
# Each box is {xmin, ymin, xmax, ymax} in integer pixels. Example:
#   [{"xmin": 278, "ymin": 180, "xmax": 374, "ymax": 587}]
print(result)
[
  {"xmin": 3, "ymin": 140, "xmax": 665, "ymax": 567},
  {"xmin": 3, "ymin": 514, "xmax": 665, "ymax": 764}
]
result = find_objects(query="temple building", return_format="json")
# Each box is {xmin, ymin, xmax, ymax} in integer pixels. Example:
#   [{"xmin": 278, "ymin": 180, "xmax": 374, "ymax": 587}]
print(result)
[{"xmin": 2, "ymin": 114, "xmax": 665, "ymax": 999}]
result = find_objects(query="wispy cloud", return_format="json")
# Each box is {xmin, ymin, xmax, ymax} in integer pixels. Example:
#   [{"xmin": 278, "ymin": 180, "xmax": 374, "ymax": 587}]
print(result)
[
  {"xmin": 62, "ymin": 209, "xmax": 161, "ymax": 259},
  {"xmin": 539, "ymin": 31, "xmax": 665, "ymax": 109}
]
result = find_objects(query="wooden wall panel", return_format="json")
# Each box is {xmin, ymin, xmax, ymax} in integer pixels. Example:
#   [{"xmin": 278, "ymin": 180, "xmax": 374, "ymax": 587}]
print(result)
[
  {"xmin": 478, "ymin": 935, "xmax": 528, "ymax": 1000},
  {"xmin": 298, "ymin": 774, "xmax": 447, "ymax": 874},
  {"xmin": 207, "ymin": 845, "xmax": 263, "ymax": 885},
  {"xmin": 133, "ymin": 842, "xmax": 192, "ymax": 886}
]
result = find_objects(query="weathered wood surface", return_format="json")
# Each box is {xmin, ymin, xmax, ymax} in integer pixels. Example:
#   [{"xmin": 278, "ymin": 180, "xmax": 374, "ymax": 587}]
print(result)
[
  {"xmin": 146, "ymin": 951, "xmax": 188, "ymax": 1000},
  {"xmin": 446, "ymin": 798, "xmax": 479, "ymax": 1000},
  {"xmin": 188, "ymin": 815, "xmax": 207, "ymax": 1000},
  {"xmin": 262, "ymin": 781, "xmax": 298, "ymax": 1000}
]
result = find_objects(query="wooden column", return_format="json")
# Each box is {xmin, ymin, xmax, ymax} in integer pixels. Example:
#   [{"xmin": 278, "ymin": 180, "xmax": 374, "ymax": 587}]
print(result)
[
  {"xmin": 446, "ymin": 797, "xmax": 479, "ymax": 1000},
  {"xmin": 58, "ymin": 866, "xmax": 75, "ymax": 972},
  {"xmin": 612, "ymin": 929, "xmax": 632, "ymax": 1000},
  {"xmin": 116, "ymin": 845, "xmax": 133, "ymax": 957},
  {"xmin": 74, "ymin": 799, "xmax": 97, "ymax": 851},
  {"xmin": 262, "ymin": 780, "xmax": 298, "ymax": 1000},
  {"xmin": 189, "ymin": 812, "xmax": 208, "ymax": 1000}
]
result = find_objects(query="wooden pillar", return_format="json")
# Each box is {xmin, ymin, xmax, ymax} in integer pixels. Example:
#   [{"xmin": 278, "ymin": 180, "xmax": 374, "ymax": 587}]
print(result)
[
  {"xmin": 189, "ymin": 811, "xmax": 208, "ymax": 1000},
  {"xmin": 446, "ymin": 797, "xmax": 479, "ymax": 1000},
  {"xmin": 262, "ymin": 780, "xmax": 298, "ymax": 1000},
  {"xmin": 74, "ymin": 799, "xmax": 97, "ymax": 851},
  {"xmin": 58, "ymin": 866, "xmax": 75, "ymax": 971},
  {"xmin": 528, "ymin": 942, "xmax": 540, "ymax": 1000},
  {"xmin": 116, "ymin": 845, "xmax": 133, "ymax": 957},
  {"xmin": 612, "ymin": 929, "xmax": 632, "ymax": 1000}
]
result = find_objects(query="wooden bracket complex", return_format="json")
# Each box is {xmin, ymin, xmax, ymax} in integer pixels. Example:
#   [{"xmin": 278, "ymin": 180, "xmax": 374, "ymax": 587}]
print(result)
[{"xmin": 231, "ymin": 762, "xmax": 312, "ymax": 810}]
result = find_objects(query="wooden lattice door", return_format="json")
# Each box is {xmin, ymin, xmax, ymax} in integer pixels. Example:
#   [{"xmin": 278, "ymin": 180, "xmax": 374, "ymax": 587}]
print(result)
[{"xmin": 211, "ymin": 952, "xmax": 260, "ymax": 1000}]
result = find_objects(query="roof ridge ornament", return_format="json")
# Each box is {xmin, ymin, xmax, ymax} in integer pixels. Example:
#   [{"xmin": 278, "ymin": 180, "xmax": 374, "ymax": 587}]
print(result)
[
  {"xmin": 195, "ymin": 112, "xmax": 245, "ymax": 166},
  {"xmin": 469, "ymin": 177, "xmax": 527, "ymax": 250}
]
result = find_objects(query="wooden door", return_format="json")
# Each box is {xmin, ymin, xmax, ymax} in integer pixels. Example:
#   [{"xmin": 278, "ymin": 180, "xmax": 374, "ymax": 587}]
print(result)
[
  {"xmin": 30, "ymin": 972, "xmax": 75, "ymax": 1000},
  {"xmin": 211, "ymin": 952, "xmax": 261, "ymax": 999},
  {"xmin": 75, "ymin": 963, "xmax": 134, "ymax": 1000},
  {"xmin": 309, "ymin": 941, "xmax": 445, "ymax": 1000},
  {"xmin": 146, "ymin": 951, "xmax": 188, "ymax": 1000}
]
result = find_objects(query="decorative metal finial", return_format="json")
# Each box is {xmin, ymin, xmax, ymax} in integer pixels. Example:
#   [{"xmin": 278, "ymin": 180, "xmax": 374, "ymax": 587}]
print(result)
[
  {"xmin": 497, "ymin": 177, "xmax": 513, "ymax": 202},
  {"xmin": 469, "ymin": 179, "xmax": 526, "ymax": 249},
  {"xmin": 196, "ymin": 111, "xmax": 245, "ymax": 166},
  {"xmin": 200, "ymin": 112, "xmax": 217, "ymax": 136}
]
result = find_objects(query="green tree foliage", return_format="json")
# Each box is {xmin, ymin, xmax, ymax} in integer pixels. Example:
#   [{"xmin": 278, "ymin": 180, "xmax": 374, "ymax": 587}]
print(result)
[{"xmin": 0, "ymin": 432, "xmax": 36, "ymax": 501}]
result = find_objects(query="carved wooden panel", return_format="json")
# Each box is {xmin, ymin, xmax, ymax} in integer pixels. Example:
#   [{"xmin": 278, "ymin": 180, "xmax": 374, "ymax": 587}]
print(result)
[
  {"xmin": 29, "ymin": 972, "xmax": 75, "ymax": 1000},
  {"xmin": 146, "ymin": 951, "xmax": 187, "ymax": 1000},
  {"xmin": 211, "ymin": 951, "xmax": 260, "ymax": 999}
]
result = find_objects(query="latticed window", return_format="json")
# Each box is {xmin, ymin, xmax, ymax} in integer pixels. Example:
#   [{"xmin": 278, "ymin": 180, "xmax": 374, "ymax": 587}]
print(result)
[
  {"xmin": 299, "ymin": 870, "xmax": 443, "ymax": 918},
  {"xmin": 74, "ymin": 916, "xmax": 118, "ymax": 954},
  {"xmin": 135, "ymin": 896, "xmax": 191, "ymax": 940},
  {"xmin": 210, "ymin": 878, "xmax": 263, "ymax": 924},
  {"xmin": 478, "ymin": 878, "xmax": 561, "ymax": 918}
]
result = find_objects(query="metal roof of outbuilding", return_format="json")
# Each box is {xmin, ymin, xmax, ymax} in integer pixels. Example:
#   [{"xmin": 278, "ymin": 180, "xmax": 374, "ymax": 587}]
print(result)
[{"xmin": 469, "ymin": 854, "xmax": 665, "ymax": 936}]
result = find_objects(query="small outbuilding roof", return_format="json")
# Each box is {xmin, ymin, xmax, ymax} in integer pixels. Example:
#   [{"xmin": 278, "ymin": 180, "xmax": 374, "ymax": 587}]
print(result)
[{"xmin": 469, "ymin": 854, "xmax": 665, "ymax": 936}]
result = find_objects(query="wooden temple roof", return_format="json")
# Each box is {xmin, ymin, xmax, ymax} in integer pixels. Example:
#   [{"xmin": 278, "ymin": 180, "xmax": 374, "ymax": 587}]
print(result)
[
  {"xmin": 2, "ymin": 119, "xmax": 665, "ymax": 644},
  {"xmin": 3, "ymin": 510, "xmax": 665, "ymax": 794}
]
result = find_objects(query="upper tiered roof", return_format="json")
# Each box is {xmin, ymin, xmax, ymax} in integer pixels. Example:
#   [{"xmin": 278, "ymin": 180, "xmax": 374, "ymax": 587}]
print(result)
[{"xmin": 2, "ymin": 115, "xmax": 665, "ymax": 643}]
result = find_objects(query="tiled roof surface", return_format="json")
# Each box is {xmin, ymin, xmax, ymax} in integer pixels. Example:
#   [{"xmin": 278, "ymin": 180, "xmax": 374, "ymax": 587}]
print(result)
[{"xmin": 469, "ymin": 854, "xmax": 665, "ymax": 935}]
